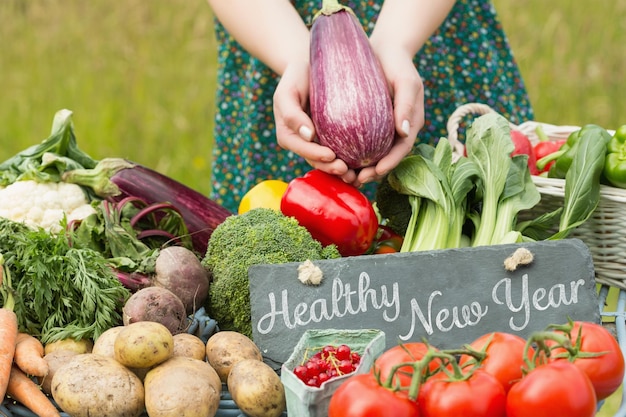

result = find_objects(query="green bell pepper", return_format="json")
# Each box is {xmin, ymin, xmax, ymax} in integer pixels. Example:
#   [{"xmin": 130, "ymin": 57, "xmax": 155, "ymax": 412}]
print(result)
[
  {"xmin": 547, "ymin": 124, "xmax": 611, "ymax": 179},
  {"xmin": 603, "ymin": 125, "xmax": 626, "ymax": 188}
]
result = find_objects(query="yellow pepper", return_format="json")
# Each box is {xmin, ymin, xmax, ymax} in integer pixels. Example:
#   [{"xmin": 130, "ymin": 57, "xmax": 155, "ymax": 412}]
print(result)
[{"xmin": 238, "ymin": 179, "xmax": 289, "ymax": 214}]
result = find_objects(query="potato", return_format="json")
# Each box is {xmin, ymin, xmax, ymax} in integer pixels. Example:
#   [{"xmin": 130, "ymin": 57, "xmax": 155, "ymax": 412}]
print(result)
[
  {"xmin": 206, "ymin": 331, "xmax": 262, "ymax": 382},
  {"xmin": 144, "ymin": 356, "xmax": 221, "ymax": 417},
  {"xmin": 40, "ymin": 349, "xmax": 79, "ymax": 395},
  {"xmin": 115, "ymin": 321, "xmax": 174, "ymax": 368},
  {"xmin": 51, "ymin": 353, "xmax": 145, "ymax": 417},
  {"xmin": 92, "ymin": 325, "xmax": 124, "ymax": 358},
  {"xmin": 227, "ymin": 359, "xmax": 286, "ymax": 417},
  {"xmin": 93, "ymin": 326, "xmax": 149, "ymax": 380},
  {"xmin": 173, "ymin": 333, "xmax": 206, "ymax": 360},
  {"xmin": 44, "ymin": 338, "xmax": 93, "ymax": 355}
]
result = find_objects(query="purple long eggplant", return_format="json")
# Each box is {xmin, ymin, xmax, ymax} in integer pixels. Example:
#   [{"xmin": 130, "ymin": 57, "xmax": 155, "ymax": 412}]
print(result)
[
  {"xmin": 62, "ymin": 158, "xmax": 233, "ymax": 254},
  {"xmin": 309, "ymin": 0, "xmax": 395, "ymax": 169}
]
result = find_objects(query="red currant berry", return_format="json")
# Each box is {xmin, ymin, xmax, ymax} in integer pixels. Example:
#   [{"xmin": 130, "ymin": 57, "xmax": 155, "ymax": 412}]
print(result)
[
  {"xmin": 335, "ymin": 344, "xmax": 351, "ymax": 361},
  {"xmin": 318, "ymin": 371, "xmax": 331, "ymax": 385},
  {"xmin": 306, "ymin": 376, "xmax": 319, "ymax": 387},
  {"xmin": 293, "ymin": 365, "xmax": 308, "ymax": 382},
  {"xmin": 322, "ymin": 345, "xmax": 336, "ymax": 360},
  {"xmin": 306, "ymin": 360, "xmax": 321, "ymax": 377},
  {"xmin": 338, "ymin": 359, "xmax": 353, "ymax": 374},
  {"xmin": 317, "ymin": 359, "xmax": 329, "ymax": 373}
]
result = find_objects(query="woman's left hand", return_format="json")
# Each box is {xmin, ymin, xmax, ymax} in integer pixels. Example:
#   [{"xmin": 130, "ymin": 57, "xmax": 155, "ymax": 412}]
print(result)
[{"xmin": 352, "ymin": 46, "xmax": 424, "ymax": 187}]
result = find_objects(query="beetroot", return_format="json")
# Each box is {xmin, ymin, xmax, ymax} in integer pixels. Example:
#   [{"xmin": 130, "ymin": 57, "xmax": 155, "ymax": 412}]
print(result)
[
  {"xmin": 115, "ymin": 246, "xmax": 210, "ymax": 315},
  {"xmin": 122, "ymin": 287, "xmax": 188, "ymax": 335},
  {"xmin": 153, "ymin": 246, "xmax": 210, "ymax": 315}
]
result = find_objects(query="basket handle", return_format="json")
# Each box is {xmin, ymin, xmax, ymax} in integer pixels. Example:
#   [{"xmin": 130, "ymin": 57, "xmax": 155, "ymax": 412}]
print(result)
[{"xmin": 446, "ymin": 103, "xmax": 519, "ymax": 156}]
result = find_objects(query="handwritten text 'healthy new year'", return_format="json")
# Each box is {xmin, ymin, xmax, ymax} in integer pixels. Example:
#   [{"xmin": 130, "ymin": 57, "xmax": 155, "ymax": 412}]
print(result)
[{"xmin": 255, "ymin": 272, "xmax": 585, "ymax": 341}]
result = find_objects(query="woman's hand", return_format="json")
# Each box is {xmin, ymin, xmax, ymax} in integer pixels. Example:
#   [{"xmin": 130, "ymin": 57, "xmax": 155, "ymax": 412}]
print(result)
[
  {"xmin": 273, "ymin": 48, "xmax": 424, "ymax": 188},
  {"xmin": 354, "ymin": 45, "xmax": 424, "ymax": 187},
  {"xmin": 273, "ymin": 60, "xmax": 352, "ymax": 177}
]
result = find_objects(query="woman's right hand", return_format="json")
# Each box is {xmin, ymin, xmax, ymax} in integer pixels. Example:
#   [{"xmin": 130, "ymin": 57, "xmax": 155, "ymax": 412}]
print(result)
[{"xmin": 273, "ymin": 60, "xmax": 351, "ymax": 177}]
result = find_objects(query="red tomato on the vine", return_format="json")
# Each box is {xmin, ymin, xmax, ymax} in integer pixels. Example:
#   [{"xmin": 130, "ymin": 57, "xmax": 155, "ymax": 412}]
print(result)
[
  {"xmin": 372, "ymin": 342, "xmax": 440, "ymax": 390},
  {"xmin": 417, "ymin": 370, "xmax": 506, "ymax": 417},
  {"xmin": 328, "ymin": 373, "xmax": 420, "ymax": 417},
  {"xmin": 506, "ymin": 361, "xmax": 596, "ymax": 417},
  {"xmin": 459, "ymin": 331, "xmax": 533, "ymax": 393},
  {"xmin": 548, "ymin": 321, "xmax": 625, "ymax": 400}
]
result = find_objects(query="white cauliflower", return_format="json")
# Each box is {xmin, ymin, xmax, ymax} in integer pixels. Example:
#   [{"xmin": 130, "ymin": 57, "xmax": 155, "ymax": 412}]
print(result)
[{"xmin": 0, "ymin": 180, "xmax": 96, "ymax": 233}]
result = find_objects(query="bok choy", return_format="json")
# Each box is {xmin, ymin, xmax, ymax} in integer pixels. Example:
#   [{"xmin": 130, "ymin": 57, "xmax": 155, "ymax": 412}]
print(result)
[{"xmin": 384, "ymin": 112, "xmax": 540, "ymax": 251}]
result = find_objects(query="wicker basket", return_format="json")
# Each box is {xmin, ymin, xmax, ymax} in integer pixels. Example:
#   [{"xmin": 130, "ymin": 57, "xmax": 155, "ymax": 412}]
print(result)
[{"xmin": 447, "ymin": 103, "xmax": 626, "ymax": 290}]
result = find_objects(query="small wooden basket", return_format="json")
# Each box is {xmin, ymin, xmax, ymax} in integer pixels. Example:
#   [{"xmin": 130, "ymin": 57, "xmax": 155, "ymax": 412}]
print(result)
[{"xmin": 447, "ymin": 103, "xmax": 626, "ymax": 290}]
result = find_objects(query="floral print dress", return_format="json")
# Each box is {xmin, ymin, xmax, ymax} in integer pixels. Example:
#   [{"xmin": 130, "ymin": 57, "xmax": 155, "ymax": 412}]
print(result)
[{"xmin": 210, "ymin": 0, "xmax": 534, "ymax": 212}]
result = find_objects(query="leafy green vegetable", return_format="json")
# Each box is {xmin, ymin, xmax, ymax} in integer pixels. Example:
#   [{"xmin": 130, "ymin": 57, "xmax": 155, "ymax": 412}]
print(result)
[
  {"xmin": 490, "ymin": 155, "xmax": 541, "ymax": 244},
  {"xmin": 520, "ymin": 125, "xmax": 611, "ymax": 241},
  {"xmin": 388, "ymin": 141, "xmax": 457, "ymax": 252},
  {"xmin": 553, "ymin": 127, "xmax": 609, "ymax": 238},
  {"xmin": 379, "ymin": 112, "xmax": 543, "ymax": 251},
  {"xmin": 465, "ymin": 113, "xmax": 517, "ymax": 246},
  {"xmin": 444, "ymin": 149, "xmax": 480, "ymax": 247},
  {"xmin": 374, "ymin": 174, "xmax": 411, "ymax": 236},
  {"xmin": 0, "ymin": 109, "xmax": 97, "ymax": 187},
  {"xmin": 378, "ymin": 113, "xmax": 611, "ymax": 250},
  {"xmin": 70, "ymin": 197, "xmax": 193, "ymax": 274},
  {"xmin": 0, "ymin": 217, "xmax": 129, "ymax": 344}
]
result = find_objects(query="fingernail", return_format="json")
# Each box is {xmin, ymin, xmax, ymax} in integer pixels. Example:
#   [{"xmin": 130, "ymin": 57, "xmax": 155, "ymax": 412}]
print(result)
[
  {"xmin": 401, "ymin": 120, "xmax": 410, "ymax": 136},
  {"xmin": 299, "ymin": 125, "xmax": 313, "ymax": 141}
]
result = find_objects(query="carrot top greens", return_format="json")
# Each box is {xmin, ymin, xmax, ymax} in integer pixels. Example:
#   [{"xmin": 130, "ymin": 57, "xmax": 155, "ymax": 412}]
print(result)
[{"xmin": 0, "ymin": 217, "xmax": 129, "ymax": 344}]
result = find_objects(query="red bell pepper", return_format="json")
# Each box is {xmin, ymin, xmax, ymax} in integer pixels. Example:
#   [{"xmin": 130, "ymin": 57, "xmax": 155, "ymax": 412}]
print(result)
[
  {"xmin": 510, "ymin": 130, "xmax": 539, "ymax": 175},
  {"xmin": 533, "ymin": 125, "xmax": 567, "ymax": 174},
  {"xmin": 534, "ymin": 140, "xmax": 566, "ymax": 174},
  {"xmin": 280, "ymin": 169, "xmax": 378, "ymax": 257}
]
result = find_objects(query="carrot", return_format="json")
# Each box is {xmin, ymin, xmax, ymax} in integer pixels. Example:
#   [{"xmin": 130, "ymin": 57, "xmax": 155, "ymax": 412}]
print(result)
[
  {"xmin": 6, "ymin": 365, "xmax": 61, "ymax": 417},
  {"xmin": 0, "ymin": 308, "xmax": 18, "ymax": 399},
  {"xmin": 0, "ymin": 254, "xmax": 18, "ymax": 399},
  {"xmin": 14, "ymin": 333, "xmax": 48, "ymax": 378}
]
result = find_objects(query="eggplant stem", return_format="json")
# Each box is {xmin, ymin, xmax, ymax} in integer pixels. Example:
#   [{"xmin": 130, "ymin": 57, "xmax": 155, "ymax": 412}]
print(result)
[{"xmin": 317, "ymin": 0, "xmax": 352, "ymax": 16}]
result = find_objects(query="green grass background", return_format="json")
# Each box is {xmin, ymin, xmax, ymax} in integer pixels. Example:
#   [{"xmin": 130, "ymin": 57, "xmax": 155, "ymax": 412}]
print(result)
[
  {"xmin": 1, "ymin": 0, "xmax": 625, "ymax": 196},
  {"xmin": 1, "ymin": 0, "xmax": 625, "ymax": 414}
]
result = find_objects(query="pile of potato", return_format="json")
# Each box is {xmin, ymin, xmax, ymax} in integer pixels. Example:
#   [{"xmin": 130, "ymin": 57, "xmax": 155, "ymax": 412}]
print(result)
[{"xmin": 42, "ymin": 322, "xmax": 286, "ymax": 417}]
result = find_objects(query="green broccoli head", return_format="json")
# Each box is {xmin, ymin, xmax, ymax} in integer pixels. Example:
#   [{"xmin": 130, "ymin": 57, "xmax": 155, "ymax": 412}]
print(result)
[
  {"xmin": 202, "ymin": 208, "xmax": 341, "ymax": 337},
  {"xmin": 375, "ymin": 174, "xmax": 412, "ymax": 236}
]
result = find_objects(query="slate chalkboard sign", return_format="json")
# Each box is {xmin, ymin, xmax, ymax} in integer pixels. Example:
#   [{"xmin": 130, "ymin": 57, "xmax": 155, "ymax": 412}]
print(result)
[{"xmin": 249, "ymin": 239, "xmax": 599, "ymax": 367}]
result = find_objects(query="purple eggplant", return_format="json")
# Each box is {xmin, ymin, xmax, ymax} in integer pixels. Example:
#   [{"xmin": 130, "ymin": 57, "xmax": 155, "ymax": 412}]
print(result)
[
  {"xmin": 309, "ymin": 1, "xmax": 395, "ymax": 169},
  {"xmin": 62, "ymin": 158, "xmax": 233, "ymax": 254}
]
